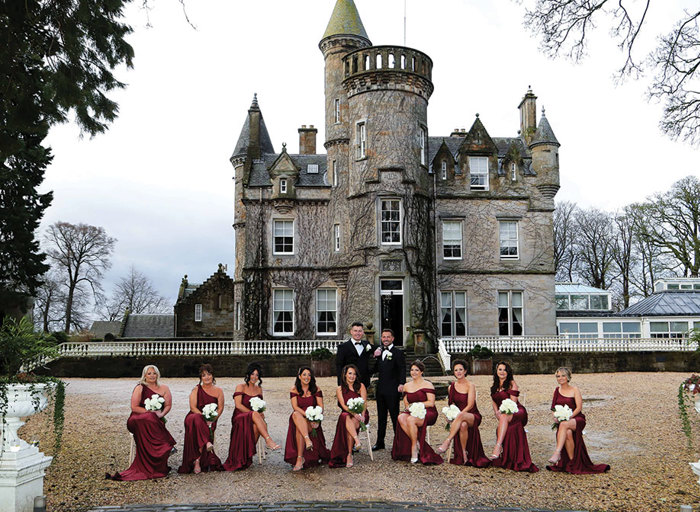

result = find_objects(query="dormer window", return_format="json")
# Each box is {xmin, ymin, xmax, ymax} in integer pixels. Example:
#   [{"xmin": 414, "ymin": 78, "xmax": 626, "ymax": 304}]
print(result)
[
  {"xmin": 280, "ymin": 179, "xmax": 287, "ymax": 194},
  {"xmin": 469, "ymin": 156, "xmax": 489, "ymax": 190},
  {"xmin": 307, "ymin": 164, "xmax": 318, "ymax": 174},
  {"xmin": 441, "ymin": 161, "xmax": 447, "ymax": 180}
]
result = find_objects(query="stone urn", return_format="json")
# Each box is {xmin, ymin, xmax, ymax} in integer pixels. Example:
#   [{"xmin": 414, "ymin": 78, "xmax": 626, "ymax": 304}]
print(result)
[{"xmin": 0, "ymin": 383, "xmax": 54, "ymax": 512}]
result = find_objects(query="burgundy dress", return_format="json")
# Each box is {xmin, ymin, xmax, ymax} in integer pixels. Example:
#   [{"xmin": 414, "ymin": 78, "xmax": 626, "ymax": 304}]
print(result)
[
  {"xmin": 284, "ymin": 390, "xmax": 331, "ymax": 468},
  {"xmin": 107, "ymin": 384, "xmax": 176, "ymax": 481},
  {"xmin": 546, "ymin": 388, "xmax": 610, "ymax": 474},
  {"xmin": 328, "ymin": 387, "xmax": 370, "ymax": 468},
  {"xmin": 447, "ymin": 383, "xmax": 490, "ymax": 467},
  {"xmin": 391, "ymin": 388, "xmax": 443, "ymax": 465},
  {"xmin": 177, "ymin": 385, "xmax": 223, "ymax": 473},
  {"xmin": 223, "ymin": 390, "xmax": 262, "ymax": 471},
  {"xmin": 490, "ymin": 389, "xmax": 538, "ymax": 472}
]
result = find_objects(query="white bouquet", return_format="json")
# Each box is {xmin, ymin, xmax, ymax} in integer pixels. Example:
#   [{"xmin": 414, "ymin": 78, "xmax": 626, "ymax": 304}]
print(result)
[
  {"xmin": 249, "ymin": 396, "xmax": 266, "ymax": 413},
  {"xmin": 408, "ymin": 401, "xmax": 426, "ymax": 420},
  {"xmin": 499, "ymin": 398, "xmax": 519, "ymax": 415},
  {"xmin": 202, "ymin": 403, "xmax": 218, "ymax": 438},
  {"xmin": 346, "ymin": 397, "xmax": 367, "ymax": 431},
  {"xmin": 442, "ymin": 404, "xmax": 461, "ymax": 431},
  {"xmin": 551, "ymin": 404, "xmax": 573, "ymax": 430},
  {"xmin": 144, "ymin": 393, "xmax": 167, "ymax": 423},
  {"xmin": 305, "ymin": 405, "xmax": 324, "ymax": 437}
]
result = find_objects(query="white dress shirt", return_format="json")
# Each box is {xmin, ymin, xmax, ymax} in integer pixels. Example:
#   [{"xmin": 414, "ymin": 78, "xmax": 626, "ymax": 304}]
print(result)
[{"xmin": 382, "ymin": 344, "xmax": 394, "ymax": 360}]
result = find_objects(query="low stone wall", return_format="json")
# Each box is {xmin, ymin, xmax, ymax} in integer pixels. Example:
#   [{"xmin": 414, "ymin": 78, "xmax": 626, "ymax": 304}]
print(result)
[{"xmin": 36, "ymin": 350, "xmax": 700, "ymax": 378}]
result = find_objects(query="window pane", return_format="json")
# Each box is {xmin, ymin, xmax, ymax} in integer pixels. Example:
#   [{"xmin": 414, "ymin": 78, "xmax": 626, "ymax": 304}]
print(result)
[
  {"xmin": 650, "ymin": 322, "xmax": 668, "ymax": 333},
  {"xmin": 670, "ymin": 321, "xmax": 688, "ymax": 333},
  {"xmin": 559, "ymin": 322, "xmax": 578, "ymax": 334},
  {"xmin": 622, "ymin": 322, "xmax": 641, "ymax": 333},
  {"xmin": 602, "ymin": 322, "xmax": 621, "ymax": 333},
  {"xmin": 511, "ymin": 292, "xmax": 522, "ymax": 307},
  {"xmin": 441, "ymin": 292, "xmax": 452, "ymax": 308},
  {"xmin": 498, "ymin": 292, "xmax": 509, "ymax": 307},
  {"xmin": 555, "ymin": 295, "xmax": 569, "ymax": 309},
  {"xmin": 570, "ymin": 295, "xmax": 588, "ymax": 309},
  {"xmin": 579, "ymin": 323, "xmax": 598, "ymax": 334}
]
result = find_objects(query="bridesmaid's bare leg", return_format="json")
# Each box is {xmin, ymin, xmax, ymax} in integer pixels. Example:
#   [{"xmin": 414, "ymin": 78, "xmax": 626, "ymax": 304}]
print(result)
[
  {"xmin": 398, "ymin": 413, "xmax": 410, "ymax": 436},
  {"xmin": 439, "ymin": 412, "xmax": 473, "ymax": 452},
  {"xmin": 345, "ymin": 415, "xmax": 361, "ymax": 448},
  {"xmin": 407, "ymin": 417, "xmax": 422, "ymax": 460},
  {"xmin": 292, "ymin": 411, "xmax": 313, "ymax": 450},
  {"xmin": 459, "ymin": 422, "xmax": 469, "ymax": 459},
  {"xmin": 550, "ymin": 419, "xmax": 576, "ymax": 463},
  {"xmin": 252, "ymin": 411, "xmax": 280, "ymax": 449},
  {"xmin": 490, "ymin": 414, "xmax": 512, "ymax": 459},
  {"xmin": 564, "ymin": 429, "xmax": 575, "ymax": 459}
]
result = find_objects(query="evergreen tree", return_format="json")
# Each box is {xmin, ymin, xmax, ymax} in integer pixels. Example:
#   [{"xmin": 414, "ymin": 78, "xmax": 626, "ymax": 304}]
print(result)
[{"xmin": 0, "ymin": 0, "xmax": 134, "ymax": 317}]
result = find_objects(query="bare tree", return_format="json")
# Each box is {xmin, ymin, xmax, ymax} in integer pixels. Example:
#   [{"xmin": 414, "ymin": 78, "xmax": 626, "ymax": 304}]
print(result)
[
  {"xmin": 575, "ymin": 208, "xmax": 616, "ymax": 289},
  {"xmin": 44, "ymin": 222, "xmax": 116, "ymax": 332},
  {"xmin": 553, "ymin": 201, "xmax": 580, "ymax": 281},
  {"xmin": 611, "ymin": 210, "xmax": 637, "ymax": 308},
  {"xmin": 32, "ymin": 270, "xmax": 66, "ymax": 332},
  {"xmin": 524, "ymin": 1, "xmax": 700, "ymax": 144},
  {"xmin": 101, "ymin": 266, "xmax": 169, "ymax": 321},
  {"xmin": 632, "ymin": 176, "xmax": 700, "ymax": 277}
]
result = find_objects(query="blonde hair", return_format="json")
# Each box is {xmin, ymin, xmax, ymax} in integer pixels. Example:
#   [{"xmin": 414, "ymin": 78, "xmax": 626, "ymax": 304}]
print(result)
[
  {"xmin": 556, "ymin": 367, "xmax": 572, "ymax": 382},
  {"xmin": 139, "ymin": 365, "xmax": 161, "ymax": 386}
]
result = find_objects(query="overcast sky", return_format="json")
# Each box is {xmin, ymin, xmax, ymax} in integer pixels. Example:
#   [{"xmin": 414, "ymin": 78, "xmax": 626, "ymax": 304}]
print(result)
[{"xmin": 40, "ymin": 0, "xmax": 699, "ymax": 310}]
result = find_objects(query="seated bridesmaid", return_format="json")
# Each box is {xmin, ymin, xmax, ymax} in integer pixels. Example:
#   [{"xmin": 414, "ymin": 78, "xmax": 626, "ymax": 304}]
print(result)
[
  {"xmin": 329, "ymin": 364, "xmax": 369, "ymax": 468},
  {"xmin": 436, "ymin": 359, "xmax": 490, "ymax": 467},
  {"xmin": 223, "ymin": 362, "xmax": 280, "ymax": 471},
  {"xmin": 547, "ymin": 367, "xmax": 610, "ymax": 474},
  {"xmin": 107, "ymin": 365, "xmax": 176, "ymax": 480},
  {"xmin": 178, "ymin": 364, "xmax": 224, "ymax": 474},
  {"xmin": 284, "ymin": 366, "xmax": 330, "ymax": 471},
  {"xmin": 391, "ymin": 360, "xmax": 442, "ymax": 465},
  {"xmin": 489, "ymin": 361, "xmax": 538, "ymax": 472}
]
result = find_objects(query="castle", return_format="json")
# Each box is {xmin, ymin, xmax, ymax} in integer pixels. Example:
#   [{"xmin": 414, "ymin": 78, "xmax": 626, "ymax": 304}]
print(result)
[{"xmin": 229, "ymin": 0, "xmax": 560, "ymax": 346}]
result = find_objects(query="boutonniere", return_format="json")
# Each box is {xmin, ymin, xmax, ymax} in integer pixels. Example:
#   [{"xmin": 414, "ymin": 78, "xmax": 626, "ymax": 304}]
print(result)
[
  {"xmin": 386, "ymin": 353, "xmax": 393, "ymax": 360},
  {"xmin": 365, "ymin": 344, "xmax": 372, "ymax": 352}
]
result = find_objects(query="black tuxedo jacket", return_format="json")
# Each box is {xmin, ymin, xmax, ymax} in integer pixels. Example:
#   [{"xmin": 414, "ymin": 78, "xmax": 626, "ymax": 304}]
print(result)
[
  {"xmin": 375, "ymin": 345, "xmax": 406, "ymax": 396},
  {"xmin": 336, "ymin": 339, "xmax": 374, "ymax": 387}
]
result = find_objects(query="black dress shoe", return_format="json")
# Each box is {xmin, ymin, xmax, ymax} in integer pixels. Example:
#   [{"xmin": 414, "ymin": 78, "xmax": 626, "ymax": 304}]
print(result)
[{"xmin": 371, "ymin": 443, "xmax": 385, "ymax": 451}]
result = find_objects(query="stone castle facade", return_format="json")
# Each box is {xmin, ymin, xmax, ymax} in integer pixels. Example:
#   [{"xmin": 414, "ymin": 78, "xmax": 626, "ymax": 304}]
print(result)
[{"xmin": 230, "ymin": 0, "xmax": 560, "ymax": 346}]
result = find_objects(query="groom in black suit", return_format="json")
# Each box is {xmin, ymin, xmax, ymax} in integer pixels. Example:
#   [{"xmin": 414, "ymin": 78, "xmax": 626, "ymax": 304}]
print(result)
[
  {"xmin": 371, "ymin": 328, "xmax": 406, "ymax": 450},
  {"xmin": 335, "ymin": 322, "xmax": 374, "ymax": 388}
]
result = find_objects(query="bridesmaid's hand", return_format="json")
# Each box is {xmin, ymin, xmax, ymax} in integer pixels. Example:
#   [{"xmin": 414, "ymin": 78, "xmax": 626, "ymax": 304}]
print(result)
[
  {"xmin": 354, "ymin": 413, "xmax": 364, "ymax": 423},
  {"xmin": 154, "ymin": 410, "xmax": 165, "ymax": 419},
  {"xmin": 310, "ymin": 422, "xmax": 319, "ymax": 429}
]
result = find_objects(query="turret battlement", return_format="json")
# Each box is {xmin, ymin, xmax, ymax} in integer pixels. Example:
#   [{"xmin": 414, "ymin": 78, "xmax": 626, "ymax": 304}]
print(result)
[{"xmin": 342, "ymin": 46, "xmax": 434, "ymax": 101}]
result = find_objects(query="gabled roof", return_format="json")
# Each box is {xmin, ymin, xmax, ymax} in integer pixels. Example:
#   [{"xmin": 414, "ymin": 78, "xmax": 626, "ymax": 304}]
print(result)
[
  {"xmin": 122, "ymin": 314, "xmax": 175, "ymax": 338},
  {"xmin": 89, "ymin": 321, "xmax": 121, "ymax": 338},
  {"xmin": 322, "ymin": 0, "xmax": 370, "ymax": 41},
  {"xmin": 616, "ymin": 291, "xmax": 700, "ymax": 317},
  {"xmin": 248, "ymin": 153, "xmax": 329, "ymax": 187},
  {"xmin": 530, "ymin": 110, "xmax": 560, "ymax": 148},
  {"xmin": 428, "ymin": 136, "xmax": 532, "ymax": 171}
]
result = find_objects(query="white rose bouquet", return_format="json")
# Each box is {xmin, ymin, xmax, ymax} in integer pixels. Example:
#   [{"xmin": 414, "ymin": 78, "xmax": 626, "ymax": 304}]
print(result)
[
  {"xmin": 249, "ymin": 396, "xmax": 266, "ymax": 413},
  {"xmin": 551, "ymin": 404, "xmax": 573, "ymax": 430},
  {"xmin": 499, "ymin": 398, "xmax": 519, "ymax": 415},
  {"xmin": 305, "ymin": 405, "xmax": 324, "ymax": 437},
  {"xmin": 202, "ymin": 403, "xmax": 218, "ymax": 438},
  {"xmin": 441, "ymin": 404, "xmax": 461, "ymax": 431},
  {"xmin": 144, "ymin": 393, "xmax": 167, "ymax": 423},
  {"xmin": 408, "ymin": 401, "xmax": 426, "ymax": 420},
  {"xmin": 346, "ymin": 397, "xmax": 367, "ymax": 431}
]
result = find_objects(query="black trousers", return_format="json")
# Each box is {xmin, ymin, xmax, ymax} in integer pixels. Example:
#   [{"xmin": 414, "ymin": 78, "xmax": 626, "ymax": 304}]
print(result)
[{"xmin": 375, "ymin": 389, "xmax": 400, "ymax": 445}]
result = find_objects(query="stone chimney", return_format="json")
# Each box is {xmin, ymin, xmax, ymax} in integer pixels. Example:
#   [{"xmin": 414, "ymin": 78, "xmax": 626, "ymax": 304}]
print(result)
[
  {"xmin": 450, "ymin": 128, "xmax": 467, "ymax": 137},
  {"xmin": 298, "ymin": 125, "xmax": 317, "ymax": 155},
  {"xmin": 518, "ymin": 87, "xmax": 537, "ymax": 145}
]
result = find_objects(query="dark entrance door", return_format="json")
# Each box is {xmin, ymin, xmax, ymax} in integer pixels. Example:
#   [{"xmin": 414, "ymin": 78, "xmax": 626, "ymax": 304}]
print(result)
[{"xmin": 380, "ymin": 279, "xmax": 404, "ymax": 345}]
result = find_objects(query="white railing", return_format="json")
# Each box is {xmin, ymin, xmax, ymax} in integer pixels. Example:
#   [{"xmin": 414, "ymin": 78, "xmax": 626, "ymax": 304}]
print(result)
[
  {"xmin": 439, "ymin": 336, "xmax": 698, "ymax": 354},
  {"xmin": 24, "ymin": 339, "xmax": 343, "ymax": 372},
  {"xmin": 437, "ymin": 341, "xmax": 451, "ymax": 373}
]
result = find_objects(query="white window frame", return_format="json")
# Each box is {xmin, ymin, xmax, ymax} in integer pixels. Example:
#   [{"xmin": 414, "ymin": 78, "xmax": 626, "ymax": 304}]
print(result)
[
  {"xmin": 334, "ymin": 98, "xmax": 340, "ymax": 123},
  {"xmin": 419, "ymin": 126, "xmax": 427, "ymax": 166},
  {"xmin": 273, "ymin": 219, "xmax": 294, "ymax": 255},
  {"xmin": 442, "ymin": 220, "xmax": 462, "ymax": 260},
  {"xmin": 280, "ymin": 178, "xmax": 287, "ymax": 194},
  {"xmin": 272, "ymin": 289, "xmax": 295, "ymax": 336},
  {"xmin": 650, "ymin": 321, "xmax": 690, "ymax": 339},
  {"xmin": 307, "ymin": 164, "xmax": 318, "ymax": 174},
  {"xmin": 356, "ymin": 121, "xmax": 366, "ymax": 159},
  {"xmin": 499, "ymin": 220, "xmax": 519, "ymax": 259},
  {"xmin": 194, "ymin": 303, "xmax": 202, "ymax": 322},
  {"xmin": 332, "ymin": 160, "xmax": 338, "ymax": 187},
  {"xmin": 469, "ymin": 156, "xmax": 489, "ymax": 190},
  {"xmin": 498, "ymin": 291, "xmax": 523, "ymax": 336},
  {"xmin": 380, "ymin": 199, "xmax": 402, "ymax": 245},
  {"xmin": 511, "ymin": 162, "xmax": 517, "ymax": 181},
  {"xmin": 440, "ymin": 291, "xmax": 467, "ymax": 337},
  {"xmin": 316, "ymin": 288, "xmax": 338, "ymax": 335},
  {"xmin": 333, "ymin": 224, "xmax": 340, "ymax": 252},
  {"xmin": 441, "ymin": 160, "xmax": 447, "ymax": 180}
]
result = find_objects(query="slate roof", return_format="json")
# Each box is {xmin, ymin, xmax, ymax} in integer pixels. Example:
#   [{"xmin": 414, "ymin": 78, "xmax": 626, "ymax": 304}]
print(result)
[
  {"xmin": 231, "ymin": 95, "xmax": 275, "ymax": 158},
  {"xmin": 122, "ymin": 314, "xmax": 175, "ymax": 338},
  {"xmin": 248, "ymin": 153, "xmax": 329, "ymax": 187},
  {"xmin": 530, "ymin": 112, "xmax": 560, "ymax": 147},
  {"xmin": 89, "ymin": 321, "xmax": 121, "ymax": 338},
  {"xmin": 427, "ymin": 136, "xmax": 533, "ymax": 174},
  {"xmin": 616, "ymin": 291, "xmax": 700, "ymax": 317},
  {"xmin": 322, "ymin": 0, "xmax": 370, "ymax": 41}
]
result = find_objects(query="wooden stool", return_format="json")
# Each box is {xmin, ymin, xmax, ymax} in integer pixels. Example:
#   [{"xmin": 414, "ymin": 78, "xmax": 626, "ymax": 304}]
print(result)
[
  {"xmin": 257, "ymin": 437, "xmax": 266, "ymax": 464},
  {"xmin": 128, "ymin": 432, "xmax": 136, "ymax": 465},
  {"xmin": 365, "ymin": 423, "xmax": 374, "ymax": 461}
]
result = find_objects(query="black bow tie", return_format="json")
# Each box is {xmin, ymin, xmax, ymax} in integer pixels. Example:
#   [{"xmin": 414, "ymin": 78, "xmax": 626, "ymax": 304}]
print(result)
[{"xmin": 354, "ymin": 342, "xmax": 362, "ymax": 345}]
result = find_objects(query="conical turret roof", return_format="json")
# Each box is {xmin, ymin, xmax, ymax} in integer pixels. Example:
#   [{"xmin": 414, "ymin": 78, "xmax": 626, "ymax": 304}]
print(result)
[
  {"xmin": 232, "ymin": 94, "xmax": 275, "ymax": 158},
  {"xmin": 322, "ymin": 0, "xmax": 369, "ymax": 41},
  {"xmin": 530, "ymin": 109, "xmax": 560, "ymax": 148}
]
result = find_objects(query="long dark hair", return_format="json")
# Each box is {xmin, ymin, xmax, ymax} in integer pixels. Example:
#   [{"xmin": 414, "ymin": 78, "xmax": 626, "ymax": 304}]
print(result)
[
  {"xmin": 490, "ymin": 361, "xmax": 514, "ymax": 395},
  {"xmin": 294, "ymin": 366, "xmax": 318, "ymax": 395},
  {"xmin": 244, "ymin": 362, "xmax": 263, "ymax": 386},
  {"xmin": 341, "ymin": 364, "xmax": 361, "ymax": 393}
]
